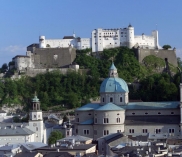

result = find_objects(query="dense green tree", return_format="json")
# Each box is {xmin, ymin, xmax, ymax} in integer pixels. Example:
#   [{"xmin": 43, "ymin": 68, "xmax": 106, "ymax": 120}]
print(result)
[
  {"xmin": 48, "ymin": 131, "xmax": 63, "ymax": 145},
  {"xmin": 162, "ymin": 45, "xmax": 171, "ymax": 50}
]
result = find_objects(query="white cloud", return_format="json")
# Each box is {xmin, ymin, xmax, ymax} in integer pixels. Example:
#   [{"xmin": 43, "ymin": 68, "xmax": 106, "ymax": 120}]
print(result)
[{"xmin": 0, "ymin": 45, "xmax": 26, "ymax": 54}]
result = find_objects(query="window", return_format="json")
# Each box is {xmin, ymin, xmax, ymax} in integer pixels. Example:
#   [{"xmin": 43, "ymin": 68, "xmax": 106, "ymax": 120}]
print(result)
[
  {"xmin": 132, "ymin": 113, "xmax": 135, "ymax": 115},
  {"xmin": 67, "ymin": 131, "xmax": 69, "ymax": 136},
  {"xmin": 36, "ymin": 127, "xmax": 38, "ymax": 131},
  {"xmin": 83, "ymin": 129, "xmax": 89, "ymax": 135},
  {"xmin": 120, "ymin": 97, "xmax": 122, "ymax": 102},
  {"xmin": 155, "ymin": 129, "xmax": 161, "ymax": 134},
  {"xmin": 34, "ymin": 115, "xmax": 36, "ymax": 118},
  {"xmin": 169, "ymin": 129, "xmax": 175, "ymax": 133},
  {"xmin": 95, "ymin": 118, "xmax": 97, "ymax": 123},
  {"xmin": 129, "ymin": 129, "xmax": 134, "ymax": 133},
  {"xmin": 103, "ymin": 118, "xmax": 109, "ymax": 123},
  {"xmin": 142, "ymin": 129, "xmax": 148, "ymax": 133},
  {"xmin": 76, "ymin": 129, "xmax": 78, "ymax": 134},
  {"xmin": 103, "ymin": 130, "xmax": 109, "ymax": 135},
  {"xmin": 117, "ymin": 130, "xmax": 121, "ymax": 133},
  {"xmin": 158, "ymin": 112, "xmax": 161, "ymax": 115},
  {"xmin": 94, "ymin": 130, "xmax": 97, "ymax": 135},
  {"xmin": 145, "ymin": 112, "xmax": 148, "ymax": 115},
  {"xmin": 102, "ymin": 97, "xmax": 104, "ymax": 102},
  {"xmin": 77, "ymin": 118, "xmax": 79, "ymax": 122},
  {"xmin": 116, "ymin": 118, "xmax": 120, "ymax": 123},
  {"xmin": 171, "ymin": 112, "xmax": 174, "ymax": 115},
  {"xmin": 110, "ymin": 97, "xmax": 113, "ymax": 102}
]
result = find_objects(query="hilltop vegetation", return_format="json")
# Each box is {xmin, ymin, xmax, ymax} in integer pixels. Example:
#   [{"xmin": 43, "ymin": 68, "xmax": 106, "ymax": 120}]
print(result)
[{"xmin": 0, "ymin": 47, "xmax": 180, "ymax": 111}]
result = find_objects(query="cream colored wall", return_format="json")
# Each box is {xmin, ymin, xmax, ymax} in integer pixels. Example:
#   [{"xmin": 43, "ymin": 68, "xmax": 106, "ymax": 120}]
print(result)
[
  {"xmin": 125, "ymin": 124, "xmax": 180, "ymax": 136},
  {"xmin": 75, "ymin": 110, "xmax": 94, "ymax": 124},
  {"xmin": 94, "ymin": 110, "xmax": 125, "ymax": 124}
]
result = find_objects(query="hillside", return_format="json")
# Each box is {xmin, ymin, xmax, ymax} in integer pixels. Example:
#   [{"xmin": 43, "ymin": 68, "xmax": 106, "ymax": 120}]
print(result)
[{"xmin": 0, "ymin": 47, "xmax": 180, "ymax": 111}]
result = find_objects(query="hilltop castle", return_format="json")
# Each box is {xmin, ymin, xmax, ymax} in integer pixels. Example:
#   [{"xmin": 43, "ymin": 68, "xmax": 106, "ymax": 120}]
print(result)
[
  {"xmin": 39, "ymin": 24, "xmax": 159, "ymax": 51},
  {"xmin": 10, "ymin": 24, "xmax": 177, "ymax": 76}
]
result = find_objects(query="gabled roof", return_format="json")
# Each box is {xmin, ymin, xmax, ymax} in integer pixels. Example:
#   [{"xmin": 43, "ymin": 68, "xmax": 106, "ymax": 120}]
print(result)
[
  {"xmin": 0, "ymin": 123, "xmax": 33, "ymax": 136},
  {"xmin": 96, "ymin": 103, "xmax": 124, "ymax": 111},
  {"xmin": 57, "ymin": 135, "xmax": 93, "ymax": 142},
  {"xmin": 75, "ymin": 103, "xmax": 100, "ymax": 111}
]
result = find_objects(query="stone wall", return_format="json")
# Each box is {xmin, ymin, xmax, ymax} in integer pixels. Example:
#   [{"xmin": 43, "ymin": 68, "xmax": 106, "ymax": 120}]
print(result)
[
  {"xmin": 134, "ymin": 48, "xmax": 178, "ymax": 67},
  {"xmin": 32, "ymin": 47, "xmax": 76, "ymax": 68}
]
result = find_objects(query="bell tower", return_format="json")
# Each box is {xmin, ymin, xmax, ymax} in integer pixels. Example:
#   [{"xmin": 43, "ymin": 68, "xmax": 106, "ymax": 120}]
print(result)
[{"xmin": 29, "ymin": 95, "xmax": 44, "ymax": 143}]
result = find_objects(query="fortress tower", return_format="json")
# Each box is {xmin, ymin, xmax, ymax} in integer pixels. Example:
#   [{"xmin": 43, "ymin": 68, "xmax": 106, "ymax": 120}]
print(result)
[
  {"xmin": 127, "ymin": 24, "xmax": 135, "ymax": 48},
  {"xmin": 39, "ymin": 36, "xmax": 46, "ymax": 48}
]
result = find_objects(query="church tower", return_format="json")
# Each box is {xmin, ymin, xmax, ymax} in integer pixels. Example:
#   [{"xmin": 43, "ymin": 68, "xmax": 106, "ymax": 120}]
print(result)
[{"xmin": 29, "ymin": 95, "xmax": 44, "ymax": 143}]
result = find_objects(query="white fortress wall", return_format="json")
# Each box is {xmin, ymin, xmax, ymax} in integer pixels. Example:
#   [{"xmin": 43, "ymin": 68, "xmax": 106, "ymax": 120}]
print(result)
[
  {"xmin": 45, "ymin": 39, "xmax": 75, "ymax": 48},
  {"xmin": 80, "ymin": 38, "xmax": 91, "ymax": 49}
]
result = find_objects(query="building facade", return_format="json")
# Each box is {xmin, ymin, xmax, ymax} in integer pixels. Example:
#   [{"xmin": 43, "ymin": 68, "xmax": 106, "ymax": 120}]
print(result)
[
  {"xmin": 92, "ymin": 24, "xmax": 159, "ymax": 52},
  {"xmin": 38, "ymin": 24, "xmax": 159, "ymax": 52},
  {"xmin": 74, "ymin": 63, "xmax": 181, "ymax": 141}
]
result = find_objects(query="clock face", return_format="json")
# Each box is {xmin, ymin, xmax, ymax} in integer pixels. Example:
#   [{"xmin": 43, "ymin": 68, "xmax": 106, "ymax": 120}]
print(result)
[{"xmin": 33, "ymin": 123, "xmax": 37, "ymax": 126}]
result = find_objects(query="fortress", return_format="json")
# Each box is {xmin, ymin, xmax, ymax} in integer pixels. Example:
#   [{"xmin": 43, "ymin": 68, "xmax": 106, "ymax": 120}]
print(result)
[
  {"xmin": 11, "ymin": 24, "xmax": 177, "ymax": 76},
  {"xmin": 39, "ymin": 24, "xmax": 159, "ymax": 51}
]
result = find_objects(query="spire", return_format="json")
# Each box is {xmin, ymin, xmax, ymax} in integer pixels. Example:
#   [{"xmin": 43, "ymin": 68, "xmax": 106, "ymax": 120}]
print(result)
[{"xmin": 109, "ymin": 62, "xmax": 118, "ymax": 77}]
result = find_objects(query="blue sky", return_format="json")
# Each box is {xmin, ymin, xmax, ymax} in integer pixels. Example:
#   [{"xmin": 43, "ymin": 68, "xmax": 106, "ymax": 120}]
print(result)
[{"xmin": 0, "ymin": 0, "xmax": 182, "ymax": 66}]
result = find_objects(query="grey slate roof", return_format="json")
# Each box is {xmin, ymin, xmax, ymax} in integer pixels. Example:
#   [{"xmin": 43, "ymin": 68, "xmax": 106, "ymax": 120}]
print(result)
[
  {"xmin": 0, "ymin": 123, "xmax": 34, "ymax": 136},
  {"xmin": 35, "ymin": 144, "xmax": 96, "ymax": 151},
  {"xmin": 14, "ymin": 152, "xmax": 40, "ymax": 157},
  {"xmin": 57, "ymin": 135, "xmax": 93, "ymax": 143},
  {"xmin": 125, "ymin": 115, "xmax": 180, "ymax": 125},
  {"xmin": 21, "ymin": 142, "xmax": 47, "ymax": 151}
]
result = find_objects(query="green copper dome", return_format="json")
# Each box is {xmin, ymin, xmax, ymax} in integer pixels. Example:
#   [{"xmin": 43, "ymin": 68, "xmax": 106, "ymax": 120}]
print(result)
[{"xmin": 32, "ymin": 95, "xmax": 39, "ymax": 102}]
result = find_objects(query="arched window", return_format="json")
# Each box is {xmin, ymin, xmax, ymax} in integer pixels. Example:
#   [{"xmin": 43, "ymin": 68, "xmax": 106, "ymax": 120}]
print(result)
[
  {"xmin": 120, "ymin": 97, "xmax": 122, "ymax": 102},
  {"xmin": 110, "ymin": 97, "xmax": 113, "ymax": 102}
]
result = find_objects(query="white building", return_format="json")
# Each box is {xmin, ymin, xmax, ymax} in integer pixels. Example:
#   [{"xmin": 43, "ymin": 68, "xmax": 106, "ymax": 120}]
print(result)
[
  {"xmin": 92, "ymin": 24, "xmax": 159, "ymax": 52},
  {"xmin": 39, "ymin": 24, "xmax": 159, "ymax": 52},
  {"xmin": 39, "ymin": 34, "xmax": 91, "ymax": 50}
]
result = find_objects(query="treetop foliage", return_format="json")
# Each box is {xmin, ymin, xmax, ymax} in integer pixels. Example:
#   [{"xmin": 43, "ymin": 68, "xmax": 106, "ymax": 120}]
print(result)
[{"xmin": 0, "ymin": 47, "xmax": 180, "ymax": 111}]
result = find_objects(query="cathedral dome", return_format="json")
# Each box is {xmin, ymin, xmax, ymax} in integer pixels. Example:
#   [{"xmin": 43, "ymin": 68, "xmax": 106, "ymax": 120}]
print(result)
[{"xmin": 100, "ymin": 77, "xmax": 129, "ymax": 93}]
